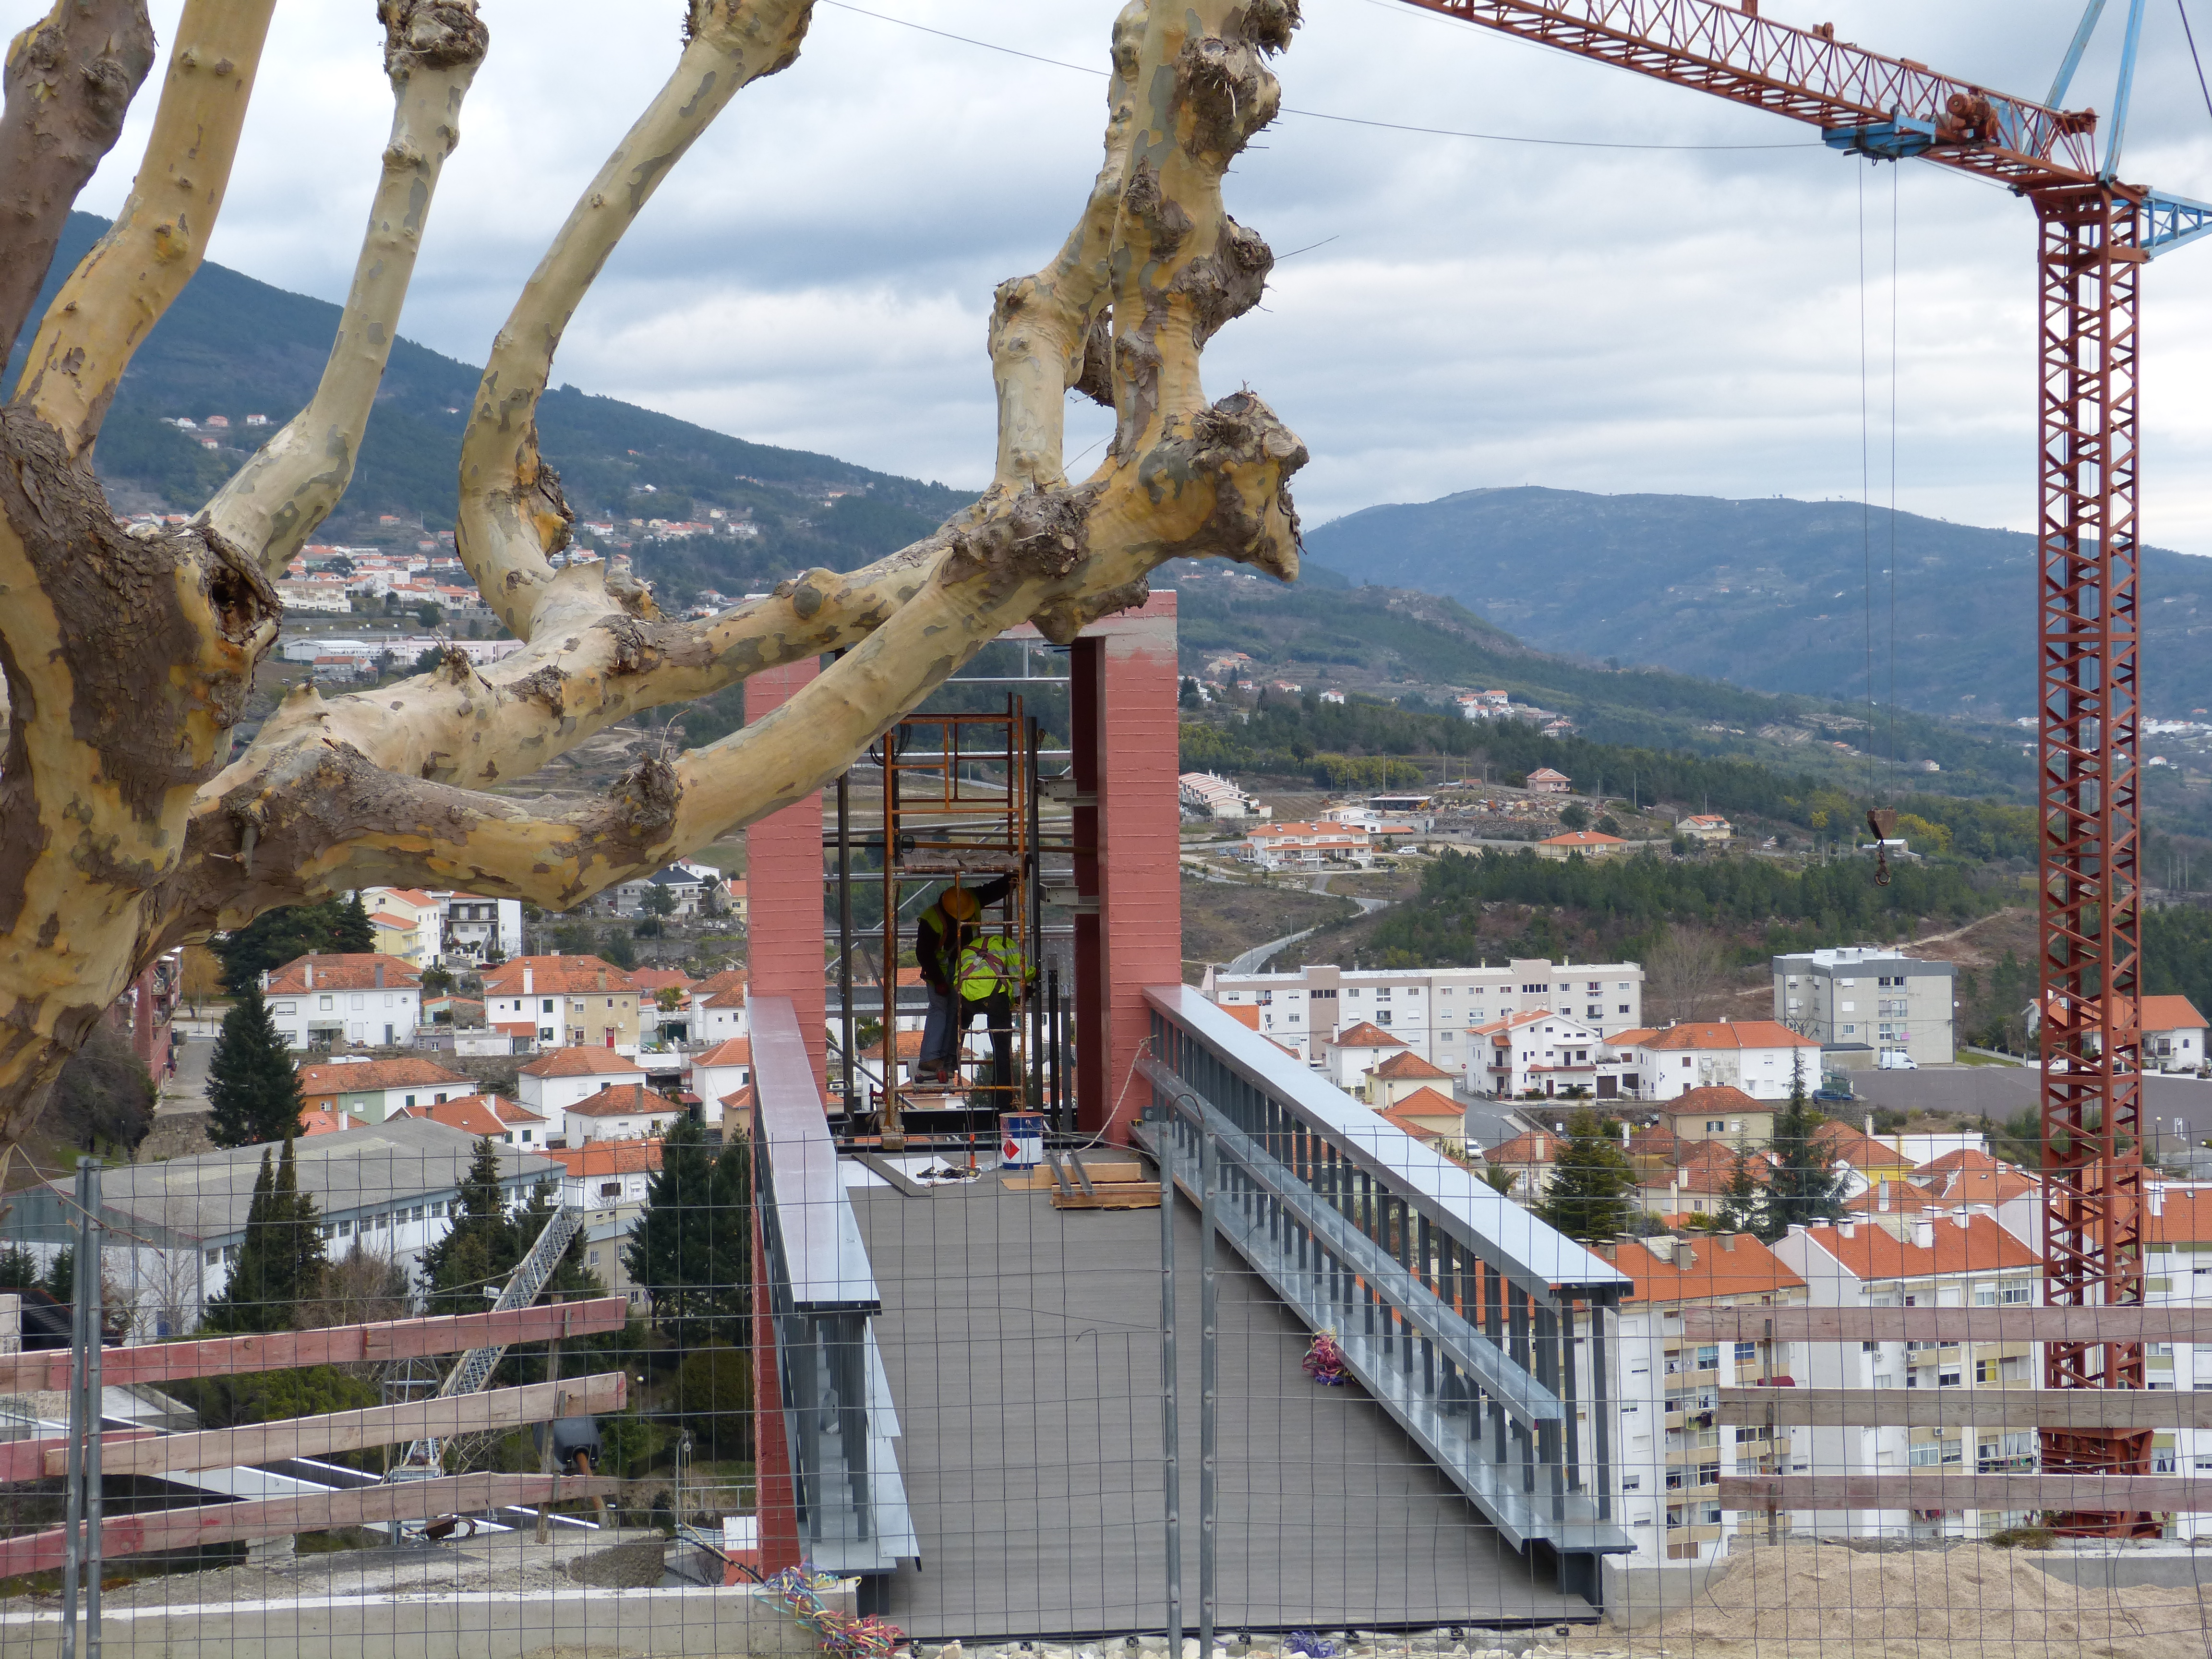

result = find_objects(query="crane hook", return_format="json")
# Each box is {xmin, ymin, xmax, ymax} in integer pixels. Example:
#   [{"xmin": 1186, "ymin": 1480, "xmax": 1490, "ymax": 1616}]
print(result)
[{"xmin": 1866, "ymin": 808, "xmax": 1897, "ymax": 887}]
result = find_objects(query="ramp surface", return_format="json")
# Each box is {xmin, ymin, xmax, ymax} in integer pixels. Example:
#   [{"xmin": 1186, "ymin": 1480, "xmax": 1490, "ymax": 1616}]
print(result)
[{"xmin": 851, "ymin": 1175, "xmax": 1589, "ymax": 1638}]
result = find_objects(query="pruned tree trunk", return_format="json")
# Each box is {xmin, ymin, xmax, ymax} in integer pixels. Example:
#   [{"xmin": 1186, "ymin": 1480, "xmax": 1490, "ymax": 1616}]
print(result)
[{"xmin": 0, "ymin": 0, "xmax": 1307, "ymax": 1147}]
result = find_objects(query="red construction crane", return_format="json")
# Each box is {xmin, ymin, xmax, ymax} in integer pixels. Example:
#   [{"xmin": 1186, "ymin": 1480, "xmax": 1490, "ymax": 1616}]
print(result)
[{"xmin": 1391, "ymin": 0, "xmax": 2212, "ymax": 1534}]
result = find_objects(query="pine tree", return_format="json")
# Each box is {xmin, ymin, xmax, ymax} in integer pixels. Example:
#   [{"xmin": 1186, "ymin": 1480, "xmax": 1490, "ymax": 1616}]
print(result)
[
  {"xmin": 419, "ymin": 1138, "xmax": 520, "ymax": 1316},
  {"xmin": 0, "ymin": 1244, "xmax": 37, "ymax": 1290},
  {"xmin": 39, "ymin": 1244, "xmax": 72, "ymax": 1305},
  {"xmin": 204, "ymin": 1150, "xmax": 282, "ymax": 1332},
  {"xmin": 623, "ymin": 1119, "xmax": 753, "ymax": 1345},
  {"xmin": 1758, "ymin": 1057, "xmax": 1847, "ymax": 1242},
  {"xmin": 1716, "ymin": 1149, "xmax": 1762, "ymax": 1234},
  {"xmin": 207, "ymin": 988, "xmax": 306, "ymax": 1148},
  {"xmin": 331, "ymin": 893, "xmax": 376, "ymax": 954},
  {"xmin": 1537, "ymin": 1109, "xmax": 1635, "ymax": 1245}
]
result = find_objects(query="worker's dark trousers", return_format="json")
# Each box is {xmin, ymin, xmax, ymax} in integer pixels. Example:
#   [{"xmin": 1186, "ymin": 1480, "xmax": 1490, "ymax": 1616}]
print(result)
[{"xmin": 957, "ymin": 991, "xmax": 1016, "ymax": 1100}]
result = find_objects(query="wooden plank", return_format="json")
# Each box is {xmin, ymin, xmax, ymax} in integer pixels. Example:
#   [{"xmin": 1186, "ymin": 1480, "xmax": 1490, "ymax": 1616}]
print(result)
[
  {"xmin": 0, "ymin": 1372, "xmax": 626, "ymax": 1484},
  {"xmin": 1721, "ymin": 1473, "xmax": 2212, "ymax": 1511},
  {"xmin": 0, "ymin": 1297, "xmax": 629, "ymax": 1393},
  {"xmin": 1049, "ymin": 1184, "xmax": 1162, "ymax": 1210},
  {"xmin": 1681, "ymin": 1305, "xmax": 2212, "ymax": 1344},
  {"xmin": 0, "ymin": 1472, "xmax": 622, "ymax": 1576},
  {"xmin": 1001, "ymin": 1162, "xmax": 1143, "ymax": 1191},
  {"xmin": 1717, "ymin": 1386, "xmax": 2212, "ymax": 1431}
]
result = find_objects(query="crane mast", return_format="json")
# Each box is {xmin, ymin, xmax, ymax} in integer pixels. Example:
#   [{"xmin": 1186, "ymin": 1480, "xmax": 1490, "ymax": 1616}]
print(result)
[{"xmin": 1395, "ymin": 0, "xmax": 2212, "ymax": 1535}]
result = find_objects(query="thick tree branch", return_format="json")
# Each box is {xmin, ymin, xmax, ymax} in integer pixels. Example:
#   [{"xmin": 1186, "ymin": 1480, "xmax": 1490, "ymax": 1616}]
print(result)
[
  {"xmin": 0, "ymin": 0, "xmax": 156, "ymax": 362},
  {"xmin": 12, "ymin": 0, "xmax": 278, "ymax": 455},
  {"xmin": 204, "ymin": 1, "xmax": 489, "ymax": 575},
  {"xmin": 457, "ymin": 0, "xmax": 816, "ymax": 640},
  {"xmin": 985, "ymin": 0, "xmax": 1145, "ymax": 493}
]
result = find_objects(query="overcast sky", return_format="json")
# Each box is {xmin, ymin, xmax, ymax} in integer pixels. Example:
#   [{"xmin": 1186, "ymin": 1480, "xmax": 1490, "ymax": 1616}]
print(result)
[{"xmin": 40, "ymin": 0, "xmax": 2212, "ymax": 551}]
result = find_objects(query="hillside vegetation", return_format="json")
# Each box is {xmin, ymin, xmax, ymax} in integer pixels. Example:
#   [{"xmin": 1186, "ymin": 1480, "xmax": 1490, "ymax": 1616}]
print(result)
[{"xmin": 1303, "ymin": 484, "xmax": 2212, "ymax": 721}]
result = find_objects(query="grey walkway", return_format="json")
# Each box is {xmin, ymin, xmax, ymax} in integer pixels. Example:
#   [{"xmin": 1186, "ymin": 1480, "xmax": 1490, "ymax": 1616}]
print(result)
[{"xmin": 851, "ymin": 1176, "xmax": 1586, "ymax": 1639}]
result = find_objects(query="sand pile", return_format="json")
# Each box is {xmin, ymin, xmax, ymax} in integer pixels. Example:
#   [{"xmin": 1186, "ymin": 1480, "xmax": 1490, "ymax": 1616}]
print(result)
[{"xmin": 1587, "ymin": 1543, "xmax": 2212, "ymax": 1659}]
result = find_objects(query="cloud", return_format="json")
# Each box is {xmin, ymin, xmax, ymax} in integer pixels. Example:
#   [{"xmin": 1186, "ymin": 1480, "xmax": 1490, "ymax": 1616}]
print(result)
[{"xmin": 48, "ymin": 0, "xmax": 2212, "ymax": 553}]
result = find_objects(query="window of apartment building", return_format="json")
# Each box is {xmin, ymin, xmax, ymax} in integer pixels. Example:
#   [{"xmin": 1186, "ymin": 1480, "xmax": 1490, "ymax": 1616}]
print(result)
[
  {"xmin": 1619, "ymin": 1003, "xmax": 1631, "ymax": 1014},
  {"xmin": 1587, "ymin": 981, "xmax": 1601, "ymax": 993},
  {"xmin": 1521, "ymin": 983, "xmax": 1547, "ymax": 995},
  {"xmin": 542, "ymin": 998, "xmax": 554, "ymax": 1012},
  {"xmin": 1938, "ymin": 1367, "xmax": 1961, "ymax": 1386},
  {"xmin": 1734, "ymin": 1342, "xmax": 1758, "ymax": 1363},
  {"xmin": 1618, "ymin": 982, "xmax": 1631, "ymax": 990},
  {"xmin": 1842, "ymin": 1023, "xmax": 1857, "ymax": 1036},
  {"xmin": 1257, "ymin": 990, "xmax": 1272, "ymax": 1005},
  {"xmin": 1312, "ymin": 988, "xmax": 1336, "ymax": 1000},
  {"xmin": 1696, "ymin": 1345, "xmax": 1719, "ymax": 1369},
  {"xmin": 1376, "ymin": 1011, "xmax": 1392, "ymax": 1025},
  {"xmin": 1587, "ymin": 1005, "xmax": 1604, "ymax": 1019},
  {"xmin": 1974, "ymin": 1281, "xmax": 2034, "ymax": 1307},
  {"xmin": 1374, "ymin": 987, "xmax": 1391, "ymax": 1000},
  {"xmin": 1706, "ymin": 1119, "xmax": 1725, "ymax": 1133}
]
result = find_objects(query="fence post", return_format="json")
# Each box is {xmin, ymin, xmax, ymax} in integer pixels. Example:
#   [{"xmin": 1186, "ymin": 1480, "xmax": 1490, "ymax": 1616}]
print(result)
[
  {"xmin": 59, "ymin": 1160, "xmax": 104, "ymax": 1659},
  {"xmin": 1157, "ymin": 1103, "xmax": 1180, "ymax": 1655}
]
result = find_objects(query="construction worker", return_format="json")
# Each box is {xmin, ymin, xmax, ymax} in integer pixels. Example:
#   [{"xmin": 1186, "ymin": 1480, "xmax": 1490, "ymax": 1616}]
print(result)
[
  {"xmin": 914, "ymin": 876, "xmax": 1010, "ymax": 1082},
  {"xmin": 954, "ymin": 927, "xmax": 1031, "ymax": 1100}
]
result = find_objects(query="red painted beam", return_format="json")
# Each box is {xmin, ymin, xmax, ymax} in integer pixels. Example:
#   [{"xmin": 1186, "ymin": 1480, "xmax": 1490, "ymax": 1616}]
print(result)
[
  {"xmin": 0, "ymin": 1473, "xmax": 621, "ymax": 1576},
  {"xmin": 0, "ymin": 1297, "xmax": 628, "ymax": 1393}
]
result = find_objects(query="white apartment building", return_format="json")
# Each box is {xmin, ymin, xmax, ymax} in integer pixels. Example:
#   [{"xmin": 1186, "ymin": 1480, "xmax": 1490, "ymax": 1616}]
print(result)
[
  {"xmin": 1240, "ymin": 821, "xmax": 1373, "ymax": 871},
  {"xmin": 1206, "ymin": 957, "xmax": 1645, "ymax": 1069},
  {"xmin": 1467, "ymin": 1010, "xmax": 1610, "ymax": 1098},
  {"xmin": 1772, "ymin": 946, "xmax": 1957, "ymax": 1067},
  {"xmin": 1773, "ymin": 1215, "xmax": 2043, "ymax": 1544},
  {"xmin": 2146, "ymin": 1184, "xmax": 2212, "ymax": 1530},
  {"xmin": 261, "ymin": 953, "xmax": 423, "ymax": 1048},
  {"xmin": 441, "ymin": 892, "xmax": 523, "ymax": 962},
  {"xmin": 1632, "ymin": 1021, "xmax": 1824, "ymax": 1102},
  {"xmin": 1590, "ymin": 1233, "xmax": 1808, "ymax": 1566}
]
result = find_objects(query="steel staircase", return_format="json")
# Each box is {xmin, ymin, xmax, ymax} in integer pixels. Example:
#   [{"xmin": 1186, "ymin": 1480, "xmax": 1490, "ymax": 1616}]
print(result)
[{"xmin": 388, "ymin": 1203, "xmax": 585, "ymax": 1481}]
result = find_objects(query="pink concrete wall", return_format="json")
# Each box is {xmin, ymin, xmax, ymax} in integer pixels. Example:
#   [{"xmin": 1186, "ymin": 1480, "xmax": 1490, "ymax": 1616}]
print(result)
[
  {"xmin": 1073, "ymin": 591, "xmax": 1182, "ymax": 1142},
  {"xmin": 743, "ymin": 658, "xmax": 829, "ymax": 1096}
]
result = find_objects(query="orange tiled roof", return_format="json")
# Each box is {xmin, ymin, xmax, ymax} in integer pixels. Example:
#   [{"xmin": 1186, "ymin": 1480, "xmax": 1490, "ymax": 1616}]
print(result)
[
  {"xmin": 1486, "ymin": 1129, "xmax": 1563, "ymax": 1166},
  {"xmin": 397, "ymin": 1093, "xmax": 545, "ymax": 1139},
  {"xmin": 693, "ymin": 1036, "xmax": 754, "ymax": 1067},
  {"xmin": 567, "ymin": 1082, "xmax": 683, "ymax": 1118},
  {"xmin": 1813, "ymin": 1119, "xmax": 1914, "ymax": 1170},
  {"xmin": 1803, "ymin": 1213, "xmax": 2042, "ymax": 1278},
  {"xmin": 1845, "ymin": 1177, "xmax": 1936, "ymax": 1216},
  {"xmin": 1659, "ymin": 1085, "xmax": 1768, "ymax": 1118},
  {"xmin": 1642, "ymin": 1020, "xmax": 1819, "ymax": 1052},
  {"xmin": 1330, "ymin": 1021, "xmax": 1406, "ymax": 1050},
  {"xmin": 517, "ymin": 1047, "xmax": 646, "ymax": 1079},
  {"xmin": 1920, "ymin": 1151, "xmax": 2038, "ymax": 1207},
  {"xmin": 1606, "ymin": 1027, "xmax": 1661, "ymax": 1048},
  {"xmin": 481, "ymin": 955, "xmax": 639, "ymax": 995},
  {"xmin": 548, "ymin": 1139, "xmax": 665, "ymax": 1178},
  {"xmin": 1381, "ymin": 1085, "xmax": 1463, "ymax": 1122},
  {"xmin": 1592, "ymin": 1235, "xmax": 1803, "ymax": 1306},
  {"xmin": 2142, "ymin": 994, "xmax": 2209, "ymax": 1031},
  {"xmin": 296, "ymin": 1057, "xmax": 468, "ymax": 1094},
  {"xmin": 299, "ymin": 1108, "xmax": 367, "ymax": 1136},
  {"xmin": 1221, "ymin": 1005, "xmax": 1262, "ymax": 1032},
  {"xmin": 720, "ymin": 1084, "xmax": 756, "ymax": 1115},
  {"xmin": 632, "ymin": 968, "xmax": 697, "ymax": 994},
  {"xmin": 265, "ymin": 953, "xmax": 421, "ymax": 993},
  {"xmin": 694, "ymin": 967, "xmax": 750, "ymax": 999},
  {"xmin": 1371, "ymin": 1050, "xmax": 1455, "ymax": 1081}
]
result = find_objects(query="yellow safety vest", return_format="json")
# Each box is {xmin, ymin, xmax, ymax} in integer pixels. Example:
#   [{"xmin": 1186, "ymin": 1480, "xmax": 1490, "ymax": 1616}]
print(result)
[{"xmin": 957, "ymin": 934, "xmax": 1028, "ymax": 1001}]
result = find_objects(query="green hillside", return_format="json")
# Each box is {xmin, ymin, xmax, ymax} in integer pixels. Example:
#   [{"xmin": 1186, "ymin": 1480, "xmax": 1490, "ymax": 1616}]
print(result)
[
  {"xmin": 1302, "ymin": 484, "xmax": 2212, "ymax": 721},
  {"xmin": 6, "ymin": 214, "xmax": 973, "ymax": 603}
]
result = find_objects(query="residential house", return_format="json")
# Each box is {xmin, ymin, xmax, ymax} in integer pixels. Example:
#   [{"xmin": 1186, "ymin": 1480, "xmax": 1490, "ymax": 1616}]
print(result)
[
  {"xmin": 1536, "ymin": 830, "xmax": 1628, "ymax": 861},
  {"xmin": 300, "ymin": 1109, "xmax": 367, "ymax": 1136},
  {"xmin": 2142, "ymin": 995, "xmax": 2210, "ymax": 1073},
  {"xmin": 609, "ymin": 862, "xmax": 723, "ymax": 918},
  {"xmin": 1240, "ymin": 821, "xmax": 1372, "ymax": 872},
  {"xmin": 516, "ymin": 1047, "xmax": 648, "ymax": 1120},
  {"xmin": 692, "ymin": 968, "xmax": 751, "ymax": 1044},
  {"xmin": 1632, "ymin": 1021, "xmax": 1823, "ymax": 1102},
  {"xmin": 688, "ymin": 1037, "xmax": 753, "ymax": 1127},
  {"xmin": 1373, "ymin": 1086, "xmax": 1466, "ymax": 1149},
  {"xmin": 1467, "ymin": 1010, "xmax": 1608, "ymax": 1099},
  {"xmin": 1481, "ymin": 1129, "xmax": 1563, "ymax": 1202},
  {"xmin": 1179, "ymin": 771, "xmax": 1267, "ymax": 820},
  {"xmin": 1455, "ymin": 690, "xmax": 1511, "ymax": 720},
  {"xmin": 439, "ymin": 892, "xmax": 523, "ymax": 964},
  {"xmin": 1322, "ymin": 1021, "xmax": 1406, "ymax": 1091},
  {"xmin": 1772, "ymin": 946, "xmax": 1957, "ymax": 1067},
  {"xmin": 360, "ymin": 887, "xmax": 442, "ymax": 966},
  {"xmin": 1208, "ymin": 956, "xmax": 1644, "ymax": 1069},
  {"xmin": 1524, "ymin": 768, "xmax": 1570, "ymax": 794},
  {"xmin": 295, "ymin": 1056, "xmax": 472, "ymax": 1124},
  {"xmin": 634, "ymin": 968, "xmax": 698, "ymax": 1047},
  {"xmin": 481, "ymin": 955, "xmax": 641, "ymax": 1051},
  {"xmin": 1812, "ymin": 1119, "xmax": 1919, "ymax": 1196},
  {"xmin": 396, "ymin": 1093, "xmax": 548, "ymax": 1149},
  {"xmin": 1588, "ymin": 1233, "xmax": 1807, "ymax": 1565},
  {"xmin": 2144, "ymin": 1184, "xmax": 2212, "ymax": 1528},
  {"xmin": 1364, "ymin": 1049, "xmax": 1459, "ymax": 1108},
  {"xmin": 1680, "ymin": 815, "xmax": 1734, "ymax": 843},
  {"xmin": 1658, "ymin": 1086, "xmax": 1776, "ymax": 1151},
  {"xmin": 565, "ymin": 1082, "xmax": 685, "ymax": 1146},
  {"xmin": 1773, "ymin": 1215, "xmax": 2044, "ymax": 1544},
  {"xmin": 261, "ymin": 953, "xmax": 423, "ymax": 1048},
  {"xmin": 554, "ymin": 1139, "xmax": 664, "ymax": 1306},
  {"xmin": 1633, "ymin": 1140, "xmax": 1772, "ymax": 1225}
]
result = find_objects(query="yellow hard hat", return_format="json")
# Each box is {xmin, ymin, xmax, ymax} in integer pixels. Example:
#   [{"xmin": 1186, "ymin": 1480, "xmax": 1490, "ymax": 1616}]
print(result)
[{"xmin": 940, "ymin": 886, "xmax": 980, "ymax": 921}]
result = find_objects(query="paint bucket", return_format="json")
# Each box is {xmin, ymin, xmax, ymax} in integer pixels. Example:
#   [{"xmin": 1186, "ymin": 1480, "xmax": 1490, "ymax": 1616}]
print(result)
[{"xmin": 1000, "ymin": 1112, "xmax": 1046, "ymax": 1170}]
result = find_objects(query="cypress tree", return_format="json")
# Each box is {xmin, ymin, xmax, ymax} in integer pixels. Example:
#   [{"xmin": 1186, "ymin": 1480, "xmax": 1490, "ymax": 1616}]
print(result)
[
  {"xmin": 1758, "ymin": 1058, "xmax": 1847, "ymax": 1242},
  {"xmin": 1716, "ymin": 1149, "xmax": 1763, "ymax": 1235},
  {"xmin": 1537, "ymin": 1109, "xmax": 1636, "ymax": 1245},
  {"xmin": 207, "ymin": 987, "xmax": 306, "ymax": 1148},
  {"xmin": 42, "ymin": 1244, "xmax": 73, "ymax": 1306},
  {"xmin": 205, "ymin": 1139, "xmax": 328, "ymax": 1334}
]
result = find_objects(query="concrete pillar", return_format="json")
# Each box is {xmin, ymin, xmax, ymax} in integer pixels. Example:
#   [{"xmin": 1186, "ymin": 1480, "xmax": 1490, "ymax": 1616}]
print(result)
[
  {"xmin": 743, "ymin": 658, "xmax": 829, "ymax": 1097},
  {"xmin": 1072, "ymin": 592, "xmax": 1182, "ymax": 1143},
  {"xmin": 752, "ymin": 1162, "xmax": 802, "ymax": 1573}
]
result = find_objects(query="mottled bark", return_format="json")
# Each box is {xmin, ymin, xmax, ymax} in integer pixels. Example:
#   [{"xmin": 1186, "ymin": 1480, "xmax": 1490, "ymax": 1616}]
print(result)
[
  {"xmin": 0, "ymin": 0, "xmax": 1307, "ymax": 1146},
  {"xmin": 0, "ymin": 0, "xmax": 157, "ymax": 361}
]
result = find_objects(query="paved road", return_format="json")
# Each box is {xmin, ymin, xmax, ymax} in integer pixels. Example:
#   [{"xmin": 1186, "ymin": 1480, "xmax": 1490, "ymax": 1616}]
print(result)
[
  {"xmin": 158, "ymin": 1029, "xmax": 214, "ymax": 1117},
  {"xmin": 1309, "ymin": 873, "xmax": 1390, "ymax": 915}
]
